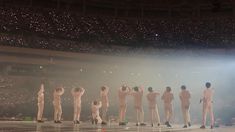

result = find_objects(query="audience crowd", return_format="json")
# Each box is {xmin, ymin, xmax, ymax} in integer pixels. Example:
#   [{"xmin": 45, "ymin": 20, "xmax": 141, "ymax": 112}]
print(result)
[{"xmin": 0, "ymin": 6, "xmax": 234, "ymax": 55}]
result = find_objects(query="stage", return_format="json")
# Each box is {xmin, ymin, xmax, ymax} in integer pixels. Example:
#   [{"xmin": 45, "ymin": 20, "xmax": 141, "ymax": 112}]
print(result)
[{"xmin": 0, "ymin": 121, "xmax": 234, "ymax": 132}]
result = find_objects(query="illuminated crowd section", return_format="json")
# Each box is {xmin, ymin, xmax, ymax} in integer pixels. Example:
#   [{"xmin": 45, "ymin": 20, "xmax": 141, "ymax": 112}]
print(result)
[{"xmin": 0, "ymin": 6, "xmax": 235, "ymax": 54}]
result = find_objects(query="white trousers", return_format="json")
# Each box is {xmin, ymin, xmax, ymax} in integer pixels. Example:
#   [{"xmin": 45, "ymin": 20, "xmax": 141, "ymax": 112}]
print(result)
[
  {"xmin": 164, "ymin": 103, "xmax": 172, "ymax": 122},
  {"xmin": 101, "ymin": 106, "xmax": 108, "ymax": 122},
  {"xmin": 202, "ymin": 103, "xmax": 214, "ymax": 126},
  {"xmin": 54, "ymin": 104, "xmax": 62, "ymax": 121},
  {"xmin": 119, "ymin": 104, "xmax": 127, "ymax": 122},
  {"xmin": 149, "ymin": 106, "xmax": 160, "ymax": 124},
  {"xmin": 37, "ymin": 103, "xmax": 44, "ymax": 120},
  {"xmin": 181, "ymin": 105, "xmax": 191, "ymax": 125},
  {"xmin": 73, "ymin": 104, "xmax": 81, "ymax": 121},
  {"xmin": 135, "ymin": 106, "xmax": 144, "ymax": 123}
]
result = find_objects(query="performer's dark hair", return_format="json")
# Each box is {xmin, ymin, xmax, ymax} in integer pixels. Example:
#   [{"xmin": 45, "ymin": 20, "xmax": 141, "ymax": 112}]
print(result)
[
  {"xmin": 133, "ymin": 86, "xmax": 139, "ymax": 92},
  {"xmin": 148, "ymin": 87, "xmax": 153, "ymax": 92},
  {"xmin": 55, "ymin": 87, "xmax": 62, "ymax": 92},
  {"xmin": 181, "ymin": 85, "xmax": 186, "ymax": 90},
  {"xmin": 205, "ymin": 82, "xmax": 211, "ymax": 88},
  {"xmin": 74, "ymin": 87, "xmax": 80, "ymax": 92},
  {"xmin": 122, "ymin": 85, "xmax": 127, "ymax": 91},
  {"xmin": 166, "ymin": 86, "xmax": 171, "ymax": 92},
  {"xmin": 101, "ymin": 86, "xmax": 106, "ymax": 91},
  {"xmin": 93, "ymin": 101, "xmax": 98, "ymax": 105}
]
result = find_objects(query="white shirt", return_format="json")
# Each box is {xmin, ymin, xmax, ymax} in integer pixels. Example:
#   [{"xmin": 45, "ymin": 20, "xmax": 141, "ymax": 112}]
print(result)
[
  {"xmin": 147, "ymin": 92, "xmax": 160, "ymax": 108},
  {"xmin": 72, "ymin": 88, "xmax": 85, "ymax": 106},
  {"xmin": 53, "ymin": 88, "xmax": 64, "ymax": 105},
  {"xmin": 179, "ymin": 90, "xmax": 191, "ymax": 106},
  {"xmin": 37, "ymin": 84, "xmax": 44, "ymax": 104},
  {"xmin": 131, "ymin": 88, "xmax": 144, "ymax": 107},
  {"xmin": 203, "ymin": 88, "xmax": 213, "ymax": 104},
  {"xmin": 91, "ymin": 102, "xmax": 102, "ymax": 116},
  {"xmin": 100, "ymin": 89, "xmax": 109, "ymax": 107},
  {"xmin": 118, "ymin": 87, "xmax": 130, "ymax": 105},
  {"xmin": 161, "ymin": 91, "xmax": 174, "ymax": 104}
]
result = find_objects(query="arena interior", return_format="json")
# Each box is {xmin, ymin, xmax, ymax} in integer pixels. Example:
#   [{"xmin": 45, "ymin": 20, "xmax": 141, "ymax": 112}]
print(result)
[{"xmin": 0, "ymin": 0, "xmax": 235, "ymax": 131}]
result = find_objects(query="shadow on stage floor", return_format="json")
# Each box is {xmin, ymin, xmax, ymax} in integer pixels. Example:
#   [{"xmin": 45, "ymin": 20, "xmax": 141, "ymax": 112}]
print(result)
[{"xmin": 0, "ymin": 121, "xmax": 234, "ymax": 132}]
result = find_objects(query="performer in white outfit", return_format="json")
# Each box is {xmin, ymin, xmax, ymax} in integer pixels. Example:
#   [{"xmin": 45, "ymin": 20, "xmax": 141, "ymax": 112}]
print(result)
[
  {"xmin": 118, "ymin": 85, "xmax": 130, "ymax": 125},
  {"xmin": 100, "ymin": 86, "xmax": 109, "ymax": 124},
  {"xmin": 53, "ymin": 86, "xmax": 64, "ymax": 123},
  {"xmin": 71, "ymin": 87, "xmax": 85, "ymax": 124},
  {"xmin": 179, "ymin": 85, "xmax": 191, "ymax": 128},
  {"xmin": 161, "ymin": 86, "xmax": 174, "ymax": 127},
  {"xmin": 131, "ymin": 86, "xmax": 146, "ymax": 126},
  {"xmin": 200, "ymin": 82, "xmax": 214, "ymax": 129},
  {"xmin": 146, "ymin": 87, "xmax": 161, "ymax": 127},
  {"xmin": 91, "ymin": 100, "xmax": 102, "ymax": 124},
  {"xmin": 37, "ymin": 83, "xmax": 44, "ymax": 123}
]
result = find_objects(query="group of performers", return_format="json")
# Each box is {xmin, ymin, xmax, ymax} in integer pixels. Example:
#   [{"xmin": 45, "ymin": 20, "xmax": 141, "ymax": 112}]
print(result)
[{"xmin": 37, "ymin": 82, "xmax": 214, "ymax": 129}]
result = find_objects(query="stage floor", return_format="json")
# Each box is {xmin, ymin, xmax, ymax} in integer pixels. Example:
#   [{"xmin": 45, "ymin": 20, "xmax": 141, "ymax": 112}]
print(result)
[{"xmin": 0, "ymin": 121, "xmax": 234, "ymax": 132}]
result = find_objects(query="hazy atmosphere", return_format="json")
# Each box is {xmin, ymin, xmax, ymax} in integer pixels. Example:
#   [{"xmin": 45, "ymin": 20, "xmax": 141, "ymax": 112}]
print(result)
[{"xmin": 1, "ymin": 49, "xmax": 235, "ymax": 124}]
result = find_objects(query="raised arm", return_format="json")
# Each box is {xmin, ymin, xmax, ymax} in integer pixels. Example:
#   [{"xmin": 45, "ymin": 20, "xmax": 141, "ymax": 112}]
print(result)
[
  {"xmin": 98, "ymin": 101, "xmax": 102, "ymax": 108},
  {"xmin": 40, "ymin": 83, "xmax": 44, "ymax": 90},
  {"xmin": 119, "ymin": 86, "xmax": 131, "ymax": 95},
  {"xmin": 118, "ymin": 87, "xmax": 122, "ymax": 95},
  {"xmin": 80, "ymin": 87, "xmax": 85, "ymax": 95},
  {"xmin": 200, "ymin": 90, "xmax": 206, "ymax": 103},
  {"xmin": 188, "ymin": 91, "xmax": 191, "ymax": 99},
  {"xmin": 127, "ymin": 87, "xmax": 131, "ymax": 95},
  {"xmin": 38, "ymin": 84, "xmax": 44, "ymax": 95},
  {"xmin": 59, "ymin": 87, "xmax": 65, "ymax": 95}
]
